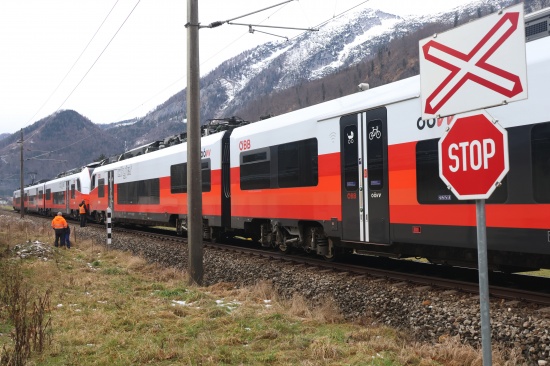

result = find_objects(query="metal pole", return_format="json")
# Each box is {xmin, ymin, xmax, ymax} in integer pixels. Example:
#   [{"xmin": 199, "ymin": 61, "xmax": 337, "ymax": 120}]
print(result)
[
  {"xmin": 186, "ymin": 0, "xmax": 203, "ymax": 285},
  {"xmin": 20, "ymin": 129, "xmax": 24, "ymax": 218},
  {"xmin": 476, "ymin": 199, "xmax": 492, "ymax": 365}
]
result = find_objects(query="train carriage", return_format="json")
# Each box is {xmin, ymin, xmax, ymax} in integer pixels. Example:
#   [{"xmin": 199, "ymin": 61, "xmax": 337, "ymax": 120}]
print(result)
[
  {"xmin": 23, "ymin": 182, "xmax": 45, "ymax": 214},
  {"xmin": 43, "ymin": 167, "xmax": 92, "ymax": 217},
  {"xmin": 12, "ymin": 190, "xmax": 21, "ymax": 211},
  {"xmin": 88, "ymin": 131, "xmax": 226, "ymax": 233},
  {"xmin": 226, "ymin": 8, "xmax": 550, "ymax": 269}
]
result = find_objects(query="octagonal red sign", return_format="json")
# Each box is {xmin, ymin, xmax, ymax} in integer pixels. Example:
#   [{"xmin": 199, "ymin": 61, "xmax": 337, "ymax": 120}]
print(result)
[{"xmin": 438, "ymin": 110, "xmax": 509, "ymax": 200}]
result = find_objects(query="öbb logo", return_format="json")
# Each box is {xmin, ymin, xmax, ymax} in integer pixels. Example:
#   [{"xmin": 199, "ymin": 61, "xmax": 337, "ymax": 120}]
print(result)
[
  {"xmin": 201, "ymin": 149, "xmax": 211, "ymax": 158},
  {"xmin": 417, "ymin": 116, "xmax": 454, "ymax": 130}
]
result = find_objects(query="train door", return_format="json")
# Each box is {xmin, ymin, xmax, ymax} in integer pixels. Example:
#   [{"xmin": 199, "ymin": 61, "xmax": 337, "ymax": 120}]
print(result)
[
  {"xmin": 340, "ymin": 107, "xmax": 389, "ymax": 244},
  {"xmin": 221, "ymin": 131, "xmax": 232, "ymax": 229}
]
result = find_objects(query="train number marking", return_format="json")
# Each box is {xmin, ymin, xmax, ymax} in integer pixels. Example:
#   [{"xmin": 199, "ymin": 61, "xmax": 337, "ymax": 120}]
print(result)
[
  {"xmin": 239, "ymin": 139, "xmax": 251, "ymax": 151},
  {"xmin": 346, "ymin": 193, "xmax": 357, "ymax": 200}
]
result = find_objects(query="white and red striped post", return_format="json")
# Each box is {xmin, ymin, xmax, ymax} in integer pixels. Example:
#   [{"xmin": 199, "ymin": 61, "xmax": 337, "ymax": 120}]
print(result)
[{"xmin": 106, "ymin": 207, "xmax": 112, "ymax": 246}]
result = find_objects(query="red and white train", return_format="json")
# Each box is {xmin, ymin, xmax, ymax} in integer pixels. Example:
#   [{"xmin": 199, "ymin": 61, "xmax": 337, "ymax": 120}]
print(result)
[
  {"xmin": 14, "ymin": 7, "xmax": 550, "ymax": 271},
  {"xmin": 13, "ymin": 166, "xmax": 92, "ymax": 218}
]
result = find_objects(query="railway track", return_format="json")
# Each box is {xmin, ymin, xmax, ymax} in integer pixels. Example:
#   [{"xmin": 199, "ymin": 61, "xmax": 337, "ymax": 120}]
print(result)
[
  {"xmin": 112, "ymin": 224, "xmax": 550, "ymax": 307},
  {"xmin": 5, "ymin": 208, "xmax": 550, "ymax": 306}
]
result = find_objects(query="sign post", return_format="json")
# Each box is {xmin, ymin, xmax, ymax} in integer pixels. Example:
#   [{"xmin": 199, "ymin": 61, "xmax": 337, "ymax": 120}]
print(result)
[{"xmin": 475, "ymin": 199, "xmax": 491, "ymax": 364}]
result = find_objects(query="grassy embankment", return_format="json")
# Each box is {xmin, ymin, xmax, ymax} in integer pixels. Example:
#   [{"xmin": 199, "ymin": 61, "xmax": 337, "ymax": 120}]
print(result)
[{"xmin": 0, "ymin": 212, "xmax": 524, "ymax": 365}]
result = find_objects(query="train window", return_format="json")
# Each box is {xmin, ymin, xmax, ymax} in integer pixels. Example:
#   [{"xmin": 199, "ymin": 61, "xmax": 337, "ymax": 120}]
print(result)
[
  {"xmin": 53, "ymin": 191, "xmax": 65, "ymax": 205},
  {"xmin": 117, "ymin": 182, "xmax": 136, "ymax": 204},
  {"xmin": 118, "ymin": 178, "xmax": 160, "ymax": 205},
  {"xmin": 98, "ymin": 178, "xmax": 105, "ymax": 198},
  {"xmin": 170, "ymin": 159, "xmax": 211, "ymax": 193},
  {"xmin": 416, "ymin": 139, "xmax": 507, "ymax": 204},
  {"xmin": 46, "ymin": 189, "xmax": 51, "ymax": 200},
  {"xmin": 71, "ymin": 184, "xmax": 76, "ymax": 199},
  {"xmin": 277, "ymin": 138, "xmax": 318, "ymax": 188},
  {"xmin": 201, "ymin": 160, "xmax": 211, "ymax": 192},
  {"xmin": 91, "ymin": 175, "xmax": 96, "ymax": 190},
  {"xmin": 39, "ymin": 190, "xmax": 43, "ymax": 199},
  {"xmin": 240, "ymin": 148, "xmax": 271, "ymax": 190},
  {"xmin": 343, "ymin": 125, "xmax": 359, "ymax": 192},
  {"xmin": 532, "ymin": 122, "xmax": 550, "ymax": 203},
  {"xmin": 367, "ymin": 120, "xmax": 384, "ymax": 190},
  {"xmin": 77, "ymin": 179, "xmax": 81, "ymax": 192},
  {"xmin": 170, "ymin": 164, "xmax": 186, "ymax": 193},
  {"xmin": 416, "ymin": 139, "xmax": 470, "ymax": 204},
  {"xmin": 139, "ymin": 179, "xmax": 160, "ymax": 204}
]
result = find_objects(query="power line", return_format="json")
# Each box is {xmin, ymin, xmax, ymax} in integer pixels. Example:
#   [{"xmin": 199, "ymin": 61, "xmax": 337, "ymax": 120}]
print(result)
[
  {"xmin": 121, "ymin": 1, "xmax": 370, "ymax": 120},
  {"xmin": 27, "ymin": 133, "xmax": 93, "ymax": 161},
  {"xmin": 1, "ymin": 1, "xmax": 138, "ymax": 157},
  {"xmin": 25, "ymin": 0, "xmax": 121, "ymax": 126},
  {"xmin": 117, "ymin": 1, "xmax": 293, "ymax": 121},
  {"xmin": 55, "ymin": 0, "xmax": 141, "ymax": 113}
]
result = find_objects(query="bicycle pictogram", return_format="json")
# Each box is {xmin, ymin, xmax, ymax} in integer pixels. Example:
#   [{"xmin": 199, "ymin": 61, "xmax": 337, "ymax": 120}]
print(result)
[{"xmin": 369, "ymin": 126, "xmax": 381, "ymax": 140}]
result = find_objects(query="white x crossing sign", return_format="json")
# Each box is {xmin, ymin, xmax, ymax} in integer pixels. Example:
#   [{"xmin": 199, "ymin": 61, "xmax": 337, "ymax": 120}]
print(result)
[{"xmin": 419, "ymin": 3, "xmax": 527, "ymax": 119}]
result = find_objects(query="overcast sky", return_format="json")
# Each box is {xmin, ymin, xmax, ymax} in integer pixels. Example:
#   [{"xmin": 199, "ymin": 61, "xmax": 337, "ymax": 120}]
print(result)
[{"xmin": 0, "ymin": 0, "xmax": 477, "ymax": 134}]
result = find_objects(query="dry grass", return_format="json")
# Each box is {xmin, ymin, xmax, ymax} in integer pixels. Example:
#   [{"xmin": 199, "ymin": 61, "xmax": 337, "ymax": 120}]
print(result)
[{"xmin": 0, "ymin": 214, "xmax": 528, "ymax": 365}]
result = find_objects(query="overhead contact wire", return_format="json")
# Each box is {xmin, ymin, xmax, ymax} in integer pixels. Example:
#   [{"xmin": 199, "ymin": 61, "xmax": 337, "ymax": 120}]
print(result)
[
  {"xmin": 25, "ymin": 0, "xmax": 121, "ymax": 127},
  {"xmin": 55, "ymin": 0, "xmax": 141, "ymax": 113}
]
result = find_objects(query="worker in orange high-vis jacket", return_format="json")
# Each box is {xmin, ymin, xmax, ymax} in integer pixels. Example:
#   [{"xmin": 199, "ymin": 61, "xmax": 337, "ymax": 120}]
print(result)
[
  {"xmin": 79, "ymin": 200, "xmax": 87, "ymax": 227},
  {"xmin": 51, "ymin": 212, "xmax": 68, "ymax": 248}
]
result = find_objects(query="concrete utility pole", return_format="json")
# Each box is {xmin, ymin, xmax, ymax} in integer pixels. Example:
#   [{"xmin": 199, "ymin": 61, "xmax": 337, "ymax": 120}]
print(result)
[
  {"xmin": 19, "ymin": 129, "xmax": 24, "ymax": 218},
  {"xmin": 186, "ymin": 0, "xmax": 203, "ymax": 285}
]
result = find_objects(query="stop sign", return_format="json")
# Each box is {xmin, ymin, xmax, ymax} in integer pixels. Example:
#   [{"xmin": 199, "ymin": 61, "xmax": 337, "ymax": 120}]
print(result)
[{"xmin": 438, "ymin": 110, "xmax": 509, "ymax": 200}]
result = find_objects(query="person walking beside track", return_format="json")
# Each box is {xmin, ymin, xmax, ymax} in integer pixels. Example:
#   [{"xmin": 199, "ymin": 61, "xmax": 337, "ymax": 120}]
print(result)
[{"xmin": 51, "ymin": 212, "xmax": 68, "ymax": 248}]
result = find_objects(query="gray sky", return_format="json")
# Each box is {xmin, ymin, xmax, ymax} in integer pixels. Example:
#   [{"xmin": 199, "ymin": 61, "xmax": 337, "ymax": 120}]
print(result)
[{"xmin": 0, "ymin": 0, "xmax": 475, "ymax": 134}]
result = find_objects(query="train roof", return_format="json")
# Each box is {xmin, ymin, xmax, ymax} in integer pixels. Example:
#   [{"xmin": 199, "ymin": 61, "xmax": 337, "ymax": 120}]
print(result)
[
  {"xmin": 231, "ymin": 76, "xmax": 419, "ymax": 138},
  {"xmin": 45, "ymin": 167, "xmax": 91, "ymax": 186},
  {"xmin": 91, "ymin": 130, "xmax": 226, "ymax": 174}
]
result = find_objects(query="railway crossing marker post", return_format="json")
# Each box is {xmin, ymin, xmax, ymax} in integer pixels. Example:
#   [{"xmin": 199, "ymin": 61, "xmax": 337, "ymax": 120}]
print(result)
[
  {"xmin": 420, "ymin": 4, "xmax": 526, "ymax": 364},
  {"xmin": 106, "ymin": 207, "xmax": 112, "ymax": 246}
]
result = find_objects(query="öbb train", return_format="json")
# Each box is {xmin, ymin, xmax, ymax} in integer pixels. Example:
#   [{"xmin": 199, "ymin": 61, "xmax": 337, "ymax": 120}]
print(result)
[
  {"xmin": 13, "ymin": 166, "xmax": 92, "ymax": 219},
  {"xmin": 14, "ymin": 7, "xmax": 550, "ymax": 272}
]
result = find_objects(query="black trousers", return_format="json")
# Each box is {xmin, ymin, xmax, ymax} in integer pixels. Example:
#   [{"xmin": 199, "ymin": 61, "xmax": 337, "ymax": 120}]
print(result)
[
  {"xmin": 54, "ymin": 229, "xmax": 66, "ymax": 247},
  {"xmin": 80, "ymin": 214, "xmax": 87, "ymax": 227}
]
